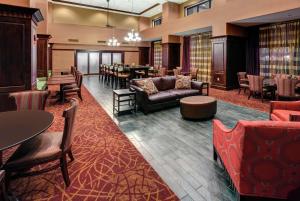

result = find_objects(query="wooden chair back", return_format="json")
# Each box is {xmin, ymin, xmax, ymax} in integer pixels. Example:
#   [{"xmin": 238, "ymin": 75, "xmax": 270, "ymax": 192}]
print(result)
[{"xmin": 60, "ymin": 98, "xmax": 79, "ymax": 153}]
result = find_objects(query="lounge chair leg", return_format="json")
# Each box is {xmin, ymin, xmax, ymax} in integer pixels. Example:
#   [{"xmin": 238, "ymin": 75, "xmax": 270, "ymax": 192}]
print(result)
[
  {"xmin": 60, "ymin": 155, "xmax": 70, "ymax": 187},
  {"xmin": 213, "ymin": 147, "xmax": 218, "ymax": 161}
]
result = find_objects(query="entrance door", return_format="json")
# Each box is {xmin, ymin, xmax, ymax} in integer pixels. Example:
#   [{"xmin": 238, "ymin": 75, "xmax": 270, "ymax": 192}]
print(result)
[
  {"xmin": 101, "ymin": 52, "xmax": 123, "ymax": 65},
  {"xmin": 76, "ymin": 51, "xmax": 100, "ymax": 74}
]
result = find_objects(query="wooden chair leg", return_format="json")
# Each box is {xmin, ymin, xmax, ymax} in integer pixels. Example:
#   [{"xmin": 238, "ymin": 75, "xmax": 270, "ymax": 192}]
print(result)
[
  {"xmin": 77, "ymin": 91, "xmax": 83, "ymax": 101},
  {"xmin": 248, "ymin": 91, "xmax": 252, "ymax": 100},
  {"xmin": 60, "ymin": 155, "xmax": 70, "ymax": 187},
  {"xmin": 68, "ymin": 150, "xmax": 74, "ymax": 162}
]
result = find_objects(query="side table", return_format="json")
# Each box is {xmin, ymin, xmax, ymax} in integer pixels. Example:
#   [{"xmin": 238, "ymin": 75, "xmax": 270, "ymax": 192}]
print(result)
[{"xmin": 113, "ymin": 89, "xmax": 136, "ymax": 116}]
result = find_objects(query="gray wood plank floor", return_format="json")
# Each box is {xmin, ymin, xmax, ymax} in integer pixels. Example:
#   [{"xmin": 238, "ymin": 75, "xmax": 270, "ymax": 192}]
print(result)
[{"xmin": 83, "ymin": 75, "xmax": 268, "ymax": 201}]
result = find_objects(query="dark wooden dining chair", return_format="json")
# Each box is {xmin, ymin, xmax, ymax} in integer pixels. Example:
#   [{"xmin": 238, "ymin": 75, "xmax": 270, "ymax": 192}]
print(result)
[
  {"xmin": 0, "ymin": 171, "xmax": 8, "ymax": 201},
  {"xmin": 62, "ymin": 73, "xmax": 83, "ymax": 103},
  {"xmin": 9, "ymin": 90, "xmax": 49, "ymax": 111},
  {"xmin": 276, "ymin": 78, "xmax": 300, "ymax": 100},
  {"xmin": 247, "ymin": 75, "xmax": 271, "ymax": 102},
  {"xmin": 237, "ymin": 72, "xmax": 249, "ymax": 94},
  {"xmin": 4, "ymin": 98, "xmax": 79, "ymax": 187}
]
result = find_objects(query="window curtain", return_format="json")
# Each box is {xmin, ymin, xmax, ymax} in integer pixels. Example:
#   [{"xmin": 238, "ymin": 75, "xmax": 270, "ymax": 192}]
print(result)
[
  {"xmin": 190, "ymin": 32, "xmax": 212, "ymax": 83},
  {"xmin": 259, "ymin": 20, "xmax": 300, "ymax": 77},
  {"xmin": 246, "ymin": 27, "xmax": 260, "ymax": 75},
  {"xmin": 153, "ymin": 41, "xmax": 162, "ymax": 67},
  {"xmin": 182, "ymin": 36, "xmax": 191, "ymax": 72}
]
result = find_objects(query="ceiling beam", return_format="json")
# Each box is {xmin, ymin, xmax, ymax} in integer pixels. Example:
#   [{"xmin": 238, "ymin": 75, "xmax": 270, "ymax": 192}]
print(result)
[{"xmin": 51, "ymin": 0, "xmax": 160, "ymax": 16}]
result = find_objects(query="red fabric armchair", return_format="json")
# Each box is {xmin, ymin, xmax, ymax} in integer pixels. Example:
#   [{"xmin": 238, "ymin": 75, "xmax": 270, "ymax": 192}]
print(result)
[
  {"xmin": 270, "ymin": 101, "xmax": 300, "ymax": 121},
  {"xmin": 213, "ymin": 119, "xmax": 300, "ymax": 200}
]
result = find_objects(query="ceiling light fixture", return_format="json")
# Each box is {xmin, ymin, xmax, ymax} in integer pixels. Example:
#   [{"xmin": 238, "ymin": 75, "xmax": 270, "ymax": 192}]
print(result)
[
  {"xmin": 124, "ymin": 0, "xmax": 142, "ymax": 42},
  {"xmin": 106, "ymin": 0, "xmax": 120, "ymax": 47}
]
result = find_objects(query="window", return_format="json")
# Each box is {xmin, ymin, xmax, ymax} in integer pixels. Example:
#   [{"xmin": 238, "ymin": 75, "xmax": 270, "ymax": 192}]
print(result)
[
  {"xmin": 152, "ymin": 17, "xmax": 162, "ymax": 27},
  {"xmin": 185, "ymin": 0, "xmax": 212, "ymax": 16}
]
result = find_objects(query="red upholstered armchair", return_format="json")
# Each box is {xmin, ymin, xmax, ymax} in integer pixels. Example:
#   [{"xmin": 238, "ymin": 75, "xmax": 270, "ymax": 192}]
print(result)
[
  {"xmin": 213, "ymin": 119, "xmax": 300, "ymax": 200},
  {"xmin": 270, "ymin": 101, "xmax": 300, "ymax": 121}
]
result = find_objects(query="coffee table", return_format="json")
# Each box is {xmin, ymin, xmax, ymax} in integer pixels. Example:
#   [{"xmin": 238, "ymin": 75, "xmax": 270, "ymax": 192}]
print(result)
[{"xmin": 180, "ymin": 96, "xmax": 217, "ymax": 120}]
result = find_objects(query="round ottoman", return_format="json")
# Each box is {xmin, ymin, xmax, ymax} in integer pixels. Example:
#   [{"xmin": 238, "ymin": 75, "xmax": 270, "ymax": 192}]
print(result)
[{"xmin": 180, "ymin": 96, "xmax": 217, "ymax": 120}]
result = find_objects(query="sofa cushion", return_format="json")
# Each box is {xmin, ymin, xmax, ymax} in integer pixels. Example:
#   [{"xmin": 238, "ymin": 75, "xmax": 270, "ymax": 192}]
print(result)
[
  {"xmin": 136, "ymin": 78, "xmax": 158, "ymax": 95},
  {"xmin": 273, "ymin": 110, "xmax": 300, "ymax": 121},
  {"xmin": 151, "ymin": 77, "xmax": 164, "ymax": 91},
  {"xmin": 168, "ymin": 89, "xmax": 199, "ymax": 98},
  {"xmin": 175, "ymin": 75, "xmax": 191, "ymax": 89},
  {"xmin": 160, "ymin": 76, "xmax": 176, "ymax": 91},
  {"xmin": 148, "ymin": 91, "xmax": 178, "ymax": 104}
]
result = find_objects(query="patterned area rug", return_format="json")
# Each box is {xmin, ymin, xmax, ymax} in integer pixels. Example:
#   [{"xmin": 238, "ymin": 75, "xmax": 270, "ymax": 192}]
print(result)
[
  {"xmin": 5, "ymin": 87, "xmax": 178, "ymax": 201},
  {"xmin": 209, "ymin": 88, "xmax": 269, "ymax": 112}
]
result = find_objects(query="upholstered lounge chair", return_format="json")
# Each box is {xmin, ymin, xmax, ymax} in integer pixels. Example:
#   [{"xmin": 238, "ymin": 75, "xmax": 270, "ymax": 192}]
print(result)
[
  {"xmin": 9, "ymin": 90, "xmax": 49, "ymax": 111},
  {"xmin": 4, "ymin": 99, "xmax": 79, "ymax": 187},
  {"xmin": 213, "ymin": 119, "xmax": 300, "ymax": 200}
]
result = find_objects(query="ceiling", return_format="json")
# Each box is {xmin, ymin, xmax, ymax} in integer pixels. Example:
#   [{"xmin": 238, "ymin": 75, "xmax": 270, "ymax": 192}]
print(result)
[
  {"xmin": 51, "ymin": 0, "xmax": 188, "ymax": 17},
  {"xmin": 231, "ymin": 8, "xmax": 300, "ymax": 27}
]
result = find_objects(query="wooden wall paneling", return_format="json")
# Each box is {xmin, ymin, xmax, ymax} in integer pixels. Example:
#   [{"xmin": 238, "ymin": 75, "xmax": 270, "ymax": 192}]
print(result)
[
  {"xmin": 37, "ymin": 34, "xmax": 51, "ymax": 77},
  {"xmin": 162, "ymin": 43, "xmax": 180, "ymax": 70},
  {"xmin": 211, "ymin": 36, "xmax": 246, "ymax": 90},
  {"xmin": 0, "ymin": 4, "xmax": 43, "ymax": 112},
  {"xmin": 138, "ymin": 47, "xmax": 150, "ymax": 65}
]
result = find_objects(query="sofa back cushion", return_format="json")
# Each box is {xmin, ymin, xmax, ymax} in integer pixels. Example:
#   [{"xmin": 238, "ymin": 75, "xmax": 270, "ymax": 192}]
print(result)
[
  {"xmin": 151, "ymin": 77, "xmax": 163, "ymax": 91},
  {"xmin": 160, "ymin": 76, "xmax": 176, "ymax": 91}
]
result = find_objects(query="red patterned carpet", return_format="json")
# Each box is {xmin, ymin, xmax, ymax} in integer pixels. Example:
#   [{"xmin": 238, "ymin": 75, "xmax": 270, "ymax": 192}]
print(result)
[
  {"xmin": 5, "ymin": 87, "xmax": 178, "ymax": 201},
  {"xmin": 209, "ymin": 88, "xmax": 269, "ymax": 112}
]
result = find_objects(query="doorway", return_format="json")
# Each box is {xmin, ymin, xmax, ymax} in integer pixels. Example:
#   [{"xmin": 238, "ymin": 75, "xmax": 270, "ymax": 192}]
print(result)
[{"xmin": 76, "ymin": 51, "xmax": 100, "ymax": 75}]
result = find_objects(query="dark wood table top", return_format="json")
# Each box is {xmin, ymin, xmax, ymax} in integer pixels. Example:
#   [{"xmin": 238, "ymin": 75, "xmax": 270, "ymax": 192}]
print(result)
[
  {"xmin": 0, "ymin": 111, "xmax": 54, "ymax": 151},
  {"xmin": 113, "ymin": 89, "xmax": 136, "ymax": 96},
  {"xmin": 47, "ymin": 77, "xmax": 76, "ymax": 85}
]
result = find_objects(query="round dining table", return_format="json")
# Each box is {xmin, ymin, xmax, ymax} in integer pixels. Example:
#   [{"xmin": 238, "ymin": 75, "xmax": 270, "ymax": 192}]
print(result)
[{"xmin": 0, "ymin": 110, "xmax": 54, "ymax": 160}]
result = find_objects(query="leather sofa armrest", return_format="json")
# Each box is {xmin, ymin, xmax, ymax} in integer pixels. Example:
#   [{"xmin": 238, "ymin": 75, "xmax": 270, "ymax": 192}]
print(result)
[
  {"xmin": 191, "ymin": 81, "xmax": 209, "ymax": 96},
  {"xmin": 130, "ymin": 85, "xmax": 144, "ymax": 93}
]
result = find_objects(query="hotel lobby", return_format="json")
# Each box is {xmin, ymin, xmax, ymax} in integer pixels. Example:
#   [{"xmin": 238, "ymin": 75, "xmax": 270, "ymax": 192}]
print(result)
[{"xmin": 1, "ymin": 0, "xmax": 300, "ymax": 200}]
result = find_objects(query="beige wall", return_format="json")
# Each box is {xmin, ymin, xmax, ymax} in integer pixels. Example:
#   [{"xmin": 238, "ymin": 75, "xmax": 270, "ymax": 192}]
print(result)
[
  {"xmin": 52, "ymin": 4, "xmax": 139, "ymax": 30},
  {"xmin": 52, "ymin": 44, "xmax": 140, "ymax": 72},
  {"xmin": 52, "ymin": 50, "xmax": 75, "ymax": 73},
  {"xmin": 141, "ymin": 0, "xmax": 300, "ymax": 40},
  {"xmin": 0, "ymin": 0, "xmax": 29, "ymax": 7},
  {"xmin": 124, "ymin": 52, "xmax": 139, "ymax": 65}
]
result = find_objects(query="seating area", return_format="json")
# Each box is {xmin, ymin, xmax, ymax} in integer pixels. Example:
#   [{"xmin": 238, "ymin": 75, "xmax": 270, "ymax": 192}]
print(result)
[{"xmin": 1, "ymin": 0, "xmax": 300, "ymax": 201}]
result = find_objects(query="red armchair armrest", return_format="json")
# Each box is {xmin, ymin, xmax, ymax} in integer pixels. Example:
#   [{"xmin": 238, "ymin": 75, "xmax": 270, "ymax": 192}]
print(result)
[{"xmin": 270, "ymin": 101, "xmax": 300, "ymax": 113}]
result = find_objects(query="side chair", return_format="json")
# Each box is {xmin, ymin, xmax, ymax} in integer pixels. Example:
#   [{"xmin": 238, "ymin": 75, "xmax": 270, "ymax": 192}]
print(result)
[{"xmin": 4, "ymin": 98, "xmax": 79, "ymax": 187}]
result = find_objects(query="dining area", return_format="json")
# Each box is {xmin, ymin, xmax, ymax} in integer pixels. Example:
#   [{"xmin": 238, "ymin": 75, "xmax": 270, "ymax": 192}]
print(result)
[{"xmin": 237, "ymin": 72, "xmax": 300, "ymax": 102}]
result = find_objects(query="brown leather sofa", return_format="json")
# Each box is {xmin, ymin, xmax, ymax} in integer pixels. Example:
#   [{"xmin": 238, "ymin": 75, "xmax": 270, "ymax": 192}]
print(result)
[{"xmin": 130, "ymin": 76, "xmax": 207, "ymax": 114}]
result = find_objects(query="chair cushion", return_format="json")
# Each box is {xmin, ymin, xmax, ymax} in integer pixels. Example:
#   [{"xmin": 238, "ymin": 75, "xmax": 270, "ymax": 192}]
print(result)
[
  {"xmin": 175, "ymin": 75, "xmax": 191, "ymax": 89},
  {"xmin": 5, "ymin": 132, "xmax": 63, "ymax": 168},
  {"xmin": 272, "ymin": 110, "xmax": 300, "ymax": 121},
  {"xmin": 136, "ymin": 78, "xmax": 159, "ymax": 95},
  {"xmin": 168, "ymin": 89, "xmax": 199, "ymax": 98},
  {"xmin": 148, "ymin": 91, "xmax": 178, "ymax": 103}
]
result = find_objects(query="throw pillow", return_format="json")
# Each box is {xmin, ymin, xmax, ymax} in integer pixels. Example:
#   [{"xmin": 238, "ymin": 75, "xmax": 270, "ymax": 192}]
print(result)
[
  {"xmin": 136, "ymin": 79, "xmax": 158, "ymax": 95},
  {"xmin": 175, "ymin": 75, "xmax": 191, "ymax": 89}
]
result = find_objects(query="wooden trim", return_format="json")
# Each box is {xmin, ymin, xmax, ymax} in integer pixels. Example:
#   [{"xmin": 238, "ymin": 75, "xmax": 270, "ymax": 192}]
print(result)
[
  {"xmin": 52, "ymin": 0, "xmax": 160, "ymax": 16},
  {"xmin": 140, "ymin": 3, "xmax": 160, "ymax": 15}
]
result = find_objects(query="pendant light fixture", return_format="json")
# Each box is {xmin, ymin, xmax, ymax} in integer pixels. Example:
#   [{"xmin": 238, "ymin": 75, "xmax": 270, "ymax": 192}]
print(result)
[
  {"xmin": 106, "ymin": 0, "xmax": 120, "ymax": 47},
  {"xmin": 124, "ymin": 0, "xmax": 142, "ymax": 42}
]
